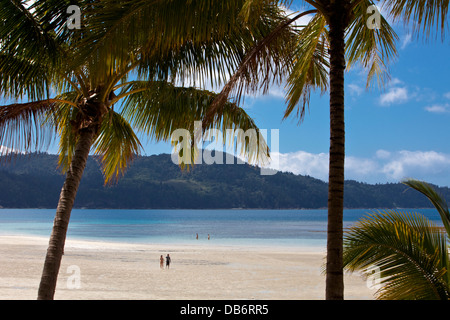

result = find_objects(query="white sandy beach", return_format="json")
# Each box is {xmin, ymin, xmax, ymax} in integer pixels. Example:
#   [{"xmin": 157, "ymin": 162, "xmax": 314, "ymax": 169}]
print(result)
[{"xmin": 0, "ymin": 235, "xmax": 374, "ymax": 300}]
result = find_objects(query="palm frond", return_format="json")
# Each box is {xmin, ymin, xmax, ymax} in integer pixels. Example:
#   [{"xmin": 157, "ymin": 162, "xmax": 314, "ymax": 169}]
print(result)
[
  {"xmin": 0, "ymin": 0, "xmax": 59, "ymax": 61},
  {"xmin": 403, "ymin": 179, "xmax": 450, "ymax": 238},
  {"xmin": 72, "ymin": 0, "xmax": 248, "ymax": 80},
  {"xmin": 0, "ymin": 100, "xmax": 58, "ymax": 157},
  {"xmin": 346, "ymin": 0, "xmax": 399, "ymax": 89},
  {"xmin": 0, "ymin": 53, "xmax": 51, "ymax": 101},
  {"xmin": 284, "ymin": 12, "xmax": 329, "ymax": 121},
  {"xmin": 344, "ymin": 210, "xmax": 450, "ymax": 300},
  {"xmin": 239, "ymin": 0, "xmax": 294, "ymax": 25},
  {"xmin": 49, "ymin": 92, "xmax": 81, "ymax": 172},
  {"xmin": 202, "ymin": 7, "xmax": 305, "ymax": 128},
  {"xmin": 74, "ymin": 0, "xmax": 294, "ymax": 101},
  {"xmin": 383, "ymin": 0, "xmax": 449, "ymax": 40},
  {"xmin": 93, "ymin": 111, "xmax": 143, "ymax": 185},
  {"xmin": 0, "ymin": 0, "xmax": 65, "ymax": 100},
  {"xmin": 119, "ymin": 81, "xmax": 269, "ymax": 168}
]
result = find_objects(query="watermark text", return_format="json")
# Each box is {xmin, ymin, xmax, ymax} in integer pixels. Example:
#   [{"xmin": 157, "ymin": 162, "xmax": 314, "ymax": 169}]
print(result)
[
  {"xmin": 170, "ymin": 121, "xmax": 279, "ymax": 175},
  {"xmin": 67, "ymin": 5, "xmax": 81, "ymax": 30}
]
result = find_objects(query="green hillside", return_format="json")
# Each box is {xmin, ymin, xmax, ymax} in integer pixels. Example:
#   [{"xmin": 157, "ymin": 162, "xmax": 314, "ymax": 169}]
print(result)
[{"xmin": 0, "ymin": 153, "xmax": 448, "ymax": 209}]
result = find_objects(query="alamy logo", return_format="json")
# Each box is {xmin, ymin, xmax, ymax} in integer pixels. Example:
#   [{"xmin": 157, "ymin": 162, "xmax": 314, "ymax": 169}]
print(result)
[
  {"xmin": 170, "ymin": 121, "xmax": 279, "ymax": 175},
  {"xmin": 67, "ymin": 5, "xmax": 81, "ymax": 30},
  {"xmin": 366, "ymin": 5, "xmax": 381, "ymax": 30},
  {"xmin": 66, "ymin": 265, "xmax": 81, "ymax": 289},
  {"xmin": 366, "ymin": 265, "xmax": 382, "ymax": 290}
]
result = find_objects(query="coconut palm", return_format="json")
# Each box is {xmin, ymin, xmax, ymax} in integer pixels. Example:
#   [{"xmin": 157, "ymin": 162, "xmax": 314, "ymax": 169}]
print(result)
[
  {"xmin": 204, "ymin": 0, "xmax": 449, "ymax": 299},
  {"xmin": 205, "ymin": 0, "xmax": 397, "ymax": 299},
  {"xmin": 343, "ymin": 179, "xmax": 450, "ymax": 300},
  {"xmin": 0, "ymin": 0, "xmax": 293, "ymax": 299}
]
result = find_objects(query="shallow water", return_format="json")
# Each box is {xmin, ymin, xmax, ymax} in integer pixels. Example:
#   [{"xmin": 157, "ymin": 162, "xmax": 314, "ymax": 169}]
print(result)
[{"xmin": 0, "ymin": 208, "xmax": 442, "ymax": 247}]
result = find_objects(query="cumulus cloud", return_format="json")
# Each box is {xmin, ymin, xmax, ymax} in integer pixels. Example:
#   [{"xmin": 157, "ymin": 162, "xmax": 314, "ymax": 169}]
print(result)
[
  {"xmin": 379, "ymin": 87, "xmax": 409, "ymax": 106},
  {"xmin": 268, "ymin": 149, "xmax": 450, "ymax": 186},
  {"xmin": 375, "ymin": 149, "xmax": 391, "ymax": 159},
  {"xmin": 271, "ymin": 151, "xmax": 379, "ymax": 182},
  {"xmin": 346, "ymin": 156, "xmax": 379, "ymax": 177},
  {"xmin": 380, "ymin": 150, "xmax": 450, "ymax": 181},
  {"xmin": 274, "ymin": 151, "xmax": 329, "ymax": 180}
]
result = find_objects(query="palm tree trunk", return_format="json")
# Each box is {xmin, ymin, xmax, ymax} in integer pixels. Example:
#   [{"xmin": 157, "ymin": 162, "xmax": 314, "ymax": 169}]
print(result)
[
  {"xmin": 325, "ymin": 2, "xmax": 347, "ymax": 301},
  {"xmin": 37, "ymin": 126, "xmax": 96, "ymax": 300}
]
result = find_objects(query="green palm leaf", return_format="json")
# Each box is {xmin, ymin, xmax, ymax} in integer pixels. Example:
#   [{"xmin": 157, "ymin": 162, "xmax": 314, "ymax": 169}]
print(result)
[
  {"xmin": 344, "ymin": 210, "xmax": 450, "ymax": 300},
  {"xmin": 284, "ymin": 13, "xmax": 329, "ymax": 121},
  {"xmin": 93, "ymin": 111, "xmax": 143, "ymax": 184},
  {"xmin": 0, "ymin": 53, "xmax": 51, "ymax": 101},
  {"xmin": 346, "ymin": 0, "xmax": 399, "ymax": 89},
  {"xmin": 0, "ymin": 0, "xmax": 65, "ymax": 100},
  {"xmin": 1, "ymin": 0, "xmax": 296, "ymax": 299},
  {"xmin": 53, "ymin": 104, "xmax": 78, "ymax": 173},
  {"xmin": 0, "ymin": 100, "xmax": 58, "ymax": 155},
  {"xmin": 384, "ymin": 0, "xmax": 449, "ymax": 39},
  {"xmin": 403, "ymin": 179, "xmax": 450, "ymax": 239},
  {"xmin": 119, "ymin": 81, "xmax": 269, "ymax": 167},
  {"xmin": 72, "ymin": 0, "xmax": 289, "ymax": 88}
]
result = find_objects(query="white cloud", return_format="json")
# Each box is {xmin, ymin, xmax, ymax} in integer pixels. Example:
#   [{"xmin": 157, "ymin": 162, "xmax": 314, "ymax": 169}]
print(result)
[
  {"xmin": 376, "ymin": 149, "xmax": 391, "ymax": 159},
  {"xmin": 269, "ymin": 149, "xmax": 450, "ymax": 186},
  {"xmin": 380, "ymin": 150, "xmax": 450, "ymax": 182},
  {"xmin": 348, "ymin": 84, "xmax": 364, "ymax": 96},
  {"xmin": 425, "ymin": 103, "xmax": 450, "ymax": 114},
  {"xmin": 422, "ymin": 91, "xmax": 450, "ymax": 114},
  {"xmin": 377, "ymin": 79, "xmax": 448, "ymax": 110},
  {"xmin": 270, "ymin": 151, "xmax": 378, "ymax": 182},
  {"xmin": 345, "ymin": 156, "xmax": 379, "ymax": 178},
  {"xmin": 400, "ymin": 34, "xmax": 412, "ymax": 50},
  {"xmin": 377, "ymin": 78, "xmax": 427, "ymax": 107},
  {"xmin": 379, "ymin": 87, "xmax": 409, "ymax": 106},
  {"xmin": 265, "ymin": 84, "xmax": 287, "ymax": 99},
  {"xmin": 389, "ymin": 78, "xmax": 403, "ymax": 86},
  {"xmin": 274, "ymin": 151, "xmax": 329, "ymax": 181}
]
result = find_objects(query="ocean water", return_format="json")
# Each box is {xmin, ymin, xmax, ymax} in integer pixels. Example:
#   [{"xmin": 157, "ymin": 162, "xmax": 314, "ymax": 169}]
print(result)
[{"xmin": 0, "ymin": 208, "xmax": 443, "ymax": 248}]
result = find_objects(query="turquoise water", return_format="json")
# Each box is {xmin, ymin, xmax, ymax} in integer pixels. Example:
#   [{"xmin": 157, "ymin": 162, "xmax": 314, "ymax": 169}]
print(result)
[{"xmin": 0, "ymin": 208, "xmax": 443, "ymax": 248}]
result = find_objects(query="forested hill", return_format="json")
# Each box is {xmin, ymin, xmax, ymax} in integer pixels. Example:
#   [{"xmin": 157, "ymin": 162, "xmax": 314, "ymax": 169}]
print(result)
[{"xmin": 0, "ymin": 153, "xmax": 449, "ymax": 209}]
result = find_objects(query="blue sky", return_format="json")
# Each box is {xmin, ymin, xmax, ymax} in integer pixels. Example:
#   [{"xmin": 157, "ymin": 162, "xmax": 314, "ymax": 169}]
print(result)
[
  {"xmin": 144, "ymin": 3, "xmax": 450, "ymax": 187},
  {"xmin": 2, "ymin": 2, "xmax": 450, "ymax": 187}
]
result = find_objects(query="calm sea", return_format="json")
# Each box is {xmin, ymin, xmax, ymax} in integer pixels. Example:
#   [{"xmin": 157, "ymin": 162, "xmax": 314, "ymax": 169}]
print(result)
[{"xmin": 0, "ymin": 208, "xmax": 443, "ymax": 248}]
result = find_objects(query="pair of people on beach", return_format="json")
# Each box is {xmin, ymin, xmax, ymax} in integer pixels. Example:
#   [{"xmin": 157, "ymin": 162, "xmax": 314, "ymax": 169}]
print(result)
[
  {"xmin": 160, "ymin": 254, "xmax": 171, "ymax": 269},
  {"xmin": 196, "ymin": 233, "xmax": 210, "ymax": 240}
]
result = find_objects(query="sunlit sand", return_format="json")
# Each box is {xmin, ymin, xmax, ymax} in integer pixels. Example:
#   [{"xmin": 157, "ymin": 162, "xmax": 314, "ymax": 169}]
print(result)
[{"xmin": 0, "ymin": 235, "xmax": 374, "ymax": 300}]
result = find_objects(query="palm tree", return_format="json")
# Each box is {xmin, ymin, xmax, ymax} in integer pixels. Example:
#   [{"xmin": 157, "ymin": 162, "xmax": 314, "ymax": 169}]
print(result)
[
  {"xmin": 343, "ymin": 179, "xmax": 450, "ymax": 300},
  {"xmin": 205, "ymin": 0, "xmax": 449, "ymax": 299},
  {"xmin": 0, "ymin": 0, "xmax": 292, "ymax": 300},
  {"xmin": 205, "ymin": 0, "xmax": 397, "ymax": 299}
]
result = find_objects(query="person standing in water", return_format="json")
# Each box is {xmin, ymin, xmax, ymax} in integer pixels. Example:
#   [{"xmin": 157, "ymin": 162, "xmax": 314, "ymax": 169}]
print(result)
[{"xmin": 166, "ymin": 254, "xmax": 171, "ymax": 269}]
